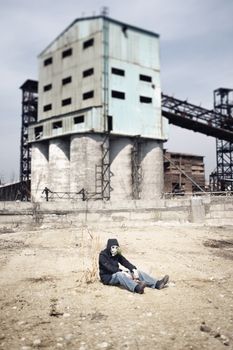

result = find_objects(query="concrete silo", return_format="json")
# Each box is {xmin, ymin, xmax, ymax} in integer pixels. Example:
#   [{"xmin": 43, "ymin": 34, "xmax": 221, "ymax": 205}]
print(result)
[{"xmin": 28, "ymin": 16, "xmax": 168, "ymax": 202}]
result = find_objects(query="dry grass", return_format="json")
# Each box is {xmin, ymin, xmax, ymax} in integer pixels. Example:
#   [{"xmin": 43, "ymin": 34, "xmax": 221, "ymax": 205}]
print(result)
[
  {"xmin": 25, "ymin": 275, "xmax": 58, "ymax": 283},
  {"xmin": 79, "ymin": 225, "xmax": 101, "ymax": 285}
]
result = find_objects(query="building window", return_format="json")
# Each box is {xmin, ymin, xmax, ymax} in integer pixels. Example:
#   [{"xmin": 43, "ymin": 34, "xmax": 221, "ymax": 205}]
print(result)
[
  {"xmin": 83, "ymin": 91, "xmax": 94, "ymax": 100},
  {"xmin": 62, "ymin": 48, "xmax": 72, "ymax": 58},
  {"xmin": 108, "ymin": 116, "xmax": 113, "ymax": 131},
  {"xmin": 43, "ymin": 84, "xmax": 52, "ymax": 92},
  {"xmin": 74, "ymin": 115, "xmax": 84, "ymax": 124},
  {"xmin": 44, "ymin": 57, "xmax": 53, "ymax": 66},
  {"xmin": 139, "ymin": 74, "xmax": 152, "ymax": 82},
  {"xmin": 83, "ymin": 68, "xmax": 94, "ymax": 78},
  {"xmin": 53, "ymin": 121, "xmax": 62, "ymax": 129},
  {"xmin": 83, "ymin": 38, "xmax": 94, "ymax": 49},
  {"xmin": 35, "ymin": 126, "xmax": 43, "ymax": 140},
  {"xmin": 140, "ymin": 96, "xmax": 152, "ymax": 103},
  {"xmin": 112, "ymin": 90, "xmax": 125, "ymax": 100},
  {"xmin": 111, "ymin": 67, "xmax": 125, "ymax": 76},
  {"xmin": 43, "ymin": 104, "xmax": 52, "ymax": 111},
  {"xmin": 62, "ymin": 98, "xmax": 72, "ymax": 106},
  {"xmin": 62, "ymin": 76, "xmax": 72, "ymax": 85}
]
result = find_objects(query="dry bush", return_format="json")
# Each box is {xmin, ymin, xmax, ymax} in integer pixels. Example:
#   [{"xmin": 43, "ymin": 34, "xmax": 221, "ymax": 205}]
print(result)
[{"xmin": 79, "ymin": 226, "xmax": 101, "ymax": 285}]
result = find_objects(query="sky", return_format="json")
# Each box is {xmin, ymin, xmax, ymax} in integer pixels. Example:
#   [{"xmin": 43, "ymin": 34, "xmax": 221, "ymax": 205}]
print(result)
[{"xmin": 0, "ymin": 0, "xmax": 233, "ymax": 183}]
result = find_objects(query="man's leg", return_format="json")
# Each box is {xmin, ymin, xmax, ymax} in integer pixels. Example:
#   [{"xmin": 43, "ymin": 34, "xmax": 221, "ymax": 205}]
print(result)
[
  {"xmin": 137, "ymin": 270, "xmax": 158, "ymax": 288},
  {"xmin": 109, "ymin": 272, "xmax": 139, "ymax": 292},
  {"xmin": 138, "ymin": 270, "xmax": 169, "ymax": 289}
]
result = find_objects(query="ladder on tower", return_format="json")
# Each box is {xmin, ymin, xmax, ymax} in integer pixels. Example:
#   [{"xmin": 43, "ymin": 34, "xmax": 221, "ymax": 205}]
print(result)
[{"xmin": 95, "ymin": 133, "xmax": 112, "ymax": 200}]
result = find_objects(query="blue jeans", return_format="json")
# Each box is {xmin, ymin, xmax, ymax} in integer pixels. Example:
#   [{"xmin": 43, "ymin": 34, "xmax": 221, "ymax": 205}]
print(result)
[{"xmin": 109, "ymin": 270, "xmax": 158, "ymax": 292}]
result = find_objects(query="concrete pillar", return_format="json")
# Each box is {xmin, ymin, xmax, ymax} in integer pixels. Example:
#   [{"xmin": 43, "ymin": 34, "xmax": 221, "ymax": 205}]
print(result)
[
  {"xmin": 48, "ymin": 139, "xmax": 70, "ymax": 193},
  {"xmin": 190, "ymin": 197, "xmax": 205, "ymax": 223},
  {"xmin": 140, "ymin": 140, "xmax": 164, "ymax": 199},
  {"xmin": 110, "ymin": 137, "xmax": 133, "ymax": 201},
  {"xmin": 31, "ymin": 142, "xmax": 49, "ymax": 202},
  {"xmin": 70, "ymin": 134, "xmax": 103, "ymax": 194}
]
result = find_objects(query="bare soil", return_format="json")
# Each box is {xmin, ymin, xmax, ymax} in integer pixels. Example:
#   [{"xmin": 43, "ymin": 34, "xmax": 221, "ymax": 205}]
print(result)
[{"xmin": 0, "ymin": 223, "xmax": 233, "ymax": 350}]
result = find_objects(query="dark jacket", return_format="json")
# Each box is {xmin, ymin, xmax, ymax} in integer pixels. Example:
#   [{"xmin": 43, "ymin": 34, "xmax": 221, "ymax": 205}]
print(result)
[{"xmin": 99, "ymin": 238, "xmax": 137, "ymax": 284}]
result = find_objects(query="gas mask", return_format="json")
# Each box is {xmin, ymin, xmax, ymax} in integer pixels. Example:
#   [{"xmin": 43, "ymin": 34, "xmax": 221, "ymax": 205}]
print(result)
[{"xmin": 110, "ymin": 245, "xmax": 119, "ymax": 256}]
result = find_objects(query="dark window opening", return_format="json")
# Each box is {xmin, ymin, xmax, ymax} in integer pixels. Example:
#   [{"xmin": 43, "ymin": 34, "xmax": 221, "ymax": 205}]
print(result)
[
  {"xmin": 62, "ymin": 48, "xmax": 72, "ymax": 58},
  {"xmin": 140, "ymin": 96, "xmax": 152, "ymax": 103},
  {"xmin": 62, "ymin": 98, "xmax": 72, "ymax": 106},
  {"xmin": 83, "ymin": 91, "xmax": 94, "ymax": 100},
  {"xmin": 111, "ymin": 67, "xmax": 125, "ymax": 76},
  {"xmin": 44, "ymin": 57, "xmax": 53, "ymax": 66},
  {"xmin": 53, "ymin": 121, "xmax": 62, "ymax": 129},
  {"xmin": 35, "ymin": 126, "xmax": 43, "ymax": 139},
  {"xmin": 74, "ymin": 115, "xmax": 84, "ymax": 124},
  {"xmin": 122, "ymin": 25, "xmax": 128, "ymax": 38},
  {"xmin": 108, "ymin": 116, "xmax": 113, "ymax": 131},
  {"xmin": 83, "ymin": 68, "xmax": 94, "ymax": 78},
  {"xmin": 62, "ymin": 76, "xmax": 72, "ymax": 85},
  {"xmin": 43, "ymin": 84, "xmax": 52, "ymax": 92},
  {"xmin": 139, "ymin": 74, "xmax": 152, "ymax": 82},
  {"xmin": 112, "ymin": 90, "xmax": 125, "ymax": 100},
  {"xmin": 83, "ymin": 38, "xmax": 94, "ymax": 49},
  {"xmin": 43, "ymin": 104, "xmax": 52, "ymax": 112}
]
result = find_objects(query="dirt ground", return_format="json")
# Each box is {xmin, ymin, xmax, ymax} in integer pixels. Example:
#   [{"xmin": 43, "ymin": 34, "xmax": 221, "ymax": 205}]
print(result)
[{"xmin": 0, "ymin": 222, "xmax": 233, "ymax": 350}]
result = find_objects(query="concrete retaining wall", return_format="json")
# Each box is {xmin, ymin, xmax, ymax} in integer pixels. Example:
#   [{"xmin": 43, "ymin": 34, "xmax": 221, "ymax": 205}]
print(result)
[{"xmin": 0, "ymin": 196, "xmax": 232, "ymax": 228}]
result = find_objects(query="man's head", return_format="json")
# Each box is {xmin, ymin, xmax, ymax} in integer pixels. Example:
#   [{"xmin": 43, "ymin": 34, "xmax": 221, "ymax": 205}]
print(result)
[
  {"xmin": 106, "ymin": 238, "xmax": 120, "ymax": 256},
  {"xmin": 110, "ymin": 245, "xmax": 119, "ymax": 256}
]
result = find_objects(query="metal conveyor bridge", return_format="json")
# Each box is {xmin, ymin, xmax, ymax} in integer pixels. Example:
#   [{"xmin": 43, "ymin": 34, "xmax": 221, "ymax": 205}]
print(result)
[{"xmin": 161, "ymin": 93, "xmax": 233, "ymax": 143}]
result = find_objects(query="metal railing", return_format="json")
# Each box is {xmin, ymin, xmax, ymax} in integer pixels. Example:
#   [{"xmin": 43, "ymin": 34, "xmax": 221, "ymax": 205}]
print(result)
[
  {"xmin": 41, "ymin": 187, "xmax": 87, "ymax": 201},
  {"xmin": 162, "ymin": 190, "xmax": 233, "ymax": 199}
]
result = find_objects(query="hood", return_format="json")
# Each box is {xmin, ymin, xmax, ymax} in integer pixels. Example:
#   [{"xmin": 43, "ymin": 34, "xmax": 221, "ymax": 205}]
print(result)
[{"xmin": 106, "ymin": 238, "xmax": 119, "ymax": 253}]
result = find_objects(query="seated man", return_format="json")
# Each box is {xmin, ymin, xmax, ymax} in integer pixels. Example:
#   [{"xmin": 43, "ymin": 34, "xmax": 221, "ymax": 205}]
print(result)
[{"xmin": 99, "ymin": 238, "xmax": 169, "ymax": 294}]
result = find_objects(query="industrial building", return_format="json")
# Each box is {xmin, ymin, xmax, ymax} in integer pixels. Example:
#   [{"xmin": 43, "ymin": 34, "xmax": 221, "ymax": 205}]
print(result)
[
  {"xmin": 28, "ymin": 16, "xmax": 168, "ymax": 202},
  {"xmin": 163, "ymin": 151, "xmax": 205, "ymax": 194}
]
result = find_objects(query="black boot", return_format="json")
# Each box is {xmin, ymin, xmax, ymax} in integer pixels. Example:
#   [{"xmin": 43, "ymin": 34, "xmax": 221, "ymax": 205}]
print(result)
[
  {"xmin": 155, "ymin": 275, "xmax": 169, "ymax": 290},
  {"xmin": 135, "ymin": 282, "xmax": 146, "ymax": 294}
]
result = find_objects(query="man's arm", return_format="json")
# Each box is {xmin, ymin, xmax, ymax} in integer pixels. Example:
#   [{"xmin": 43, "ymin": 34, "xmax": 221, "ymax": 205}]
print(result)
[
  {"xmin": 118, "ymin": 255, "xmax": 137, "ymax": 271},
  {"xmin": 99, "ymin": 253, "xmax": 121, "ymax": 274}
]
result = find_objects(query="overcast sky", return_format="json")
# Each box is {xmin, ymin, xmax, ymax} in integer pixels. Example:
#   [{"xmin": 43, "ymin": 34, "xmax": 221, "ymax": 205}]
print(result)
[{"xmin": 0, "ymin": 0, "xmax": 232, "ymax": 183}]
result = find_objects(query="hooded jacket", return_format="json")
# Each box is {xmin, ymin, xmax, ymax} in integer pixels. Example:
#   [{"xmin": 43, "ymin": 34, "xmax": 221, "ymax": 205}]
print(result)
[{"xmin": 99, "ymin": 238, "xmax": 137, "ymax": 284}]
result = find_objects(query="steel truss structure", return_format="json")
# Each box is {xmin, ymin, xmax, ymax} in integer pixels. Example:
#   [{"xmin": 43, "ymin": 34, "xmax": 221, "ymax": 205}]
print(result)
[
  {"xmin": 161, "ymin": 94, "xmax": 233, "ymax": 142},
  {"xmin": 20, "ymin": 80, "xmax": 38, "ymax": 200},
  {"xmin": 95, "ymin": 133, "xmax": 112, "ymax": 200},
  {"xmin": 162, "ymin": 92, "xmax": 233, "ymax": 192},
  {"xmin": 210, "ymin": 88, "xmax": 233, "ymax": 191}
]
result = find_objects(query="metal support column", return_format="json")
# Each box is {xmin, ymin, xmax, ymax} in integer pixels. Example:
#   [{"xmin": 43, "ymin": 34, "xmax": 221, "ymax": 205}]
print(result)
[
  {"xmin": 99, "ymin": 15, "xmax": 111, "ymax": 200},
  {"xmin": 20, "ymin": 80, "xmax": 38, "ymax": 200},
  {"xmin": 95, "ymin": 133, "xmax": 112, "ymax": 200},
  {"xmin": 210, "ymin": 88, "xmax": 233, "ymax": 191}
]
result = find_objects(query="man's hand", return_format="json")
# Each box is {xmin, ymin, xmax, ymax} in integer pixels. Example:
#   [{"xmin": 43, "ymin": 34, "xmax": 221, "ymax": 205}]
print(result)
[
  {"xmin": 121, "ymin": 270, "xmax": 133, "ymax": 279},
  {"xmin": 132, "ymin": 269, "xmax": 139, "ymax": 280}
]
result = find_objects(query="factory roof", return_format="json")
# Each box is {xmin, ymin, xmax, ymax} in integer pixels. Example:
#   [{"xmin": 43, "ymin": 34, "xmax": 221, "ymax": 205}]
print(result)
[
  {"xmin": 164, "ymin": 150, "xmax": 205, "ymax": 159},
  {"xmin": 39, "ymin": 15, "xmax": 159, "ymax": 57}
]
